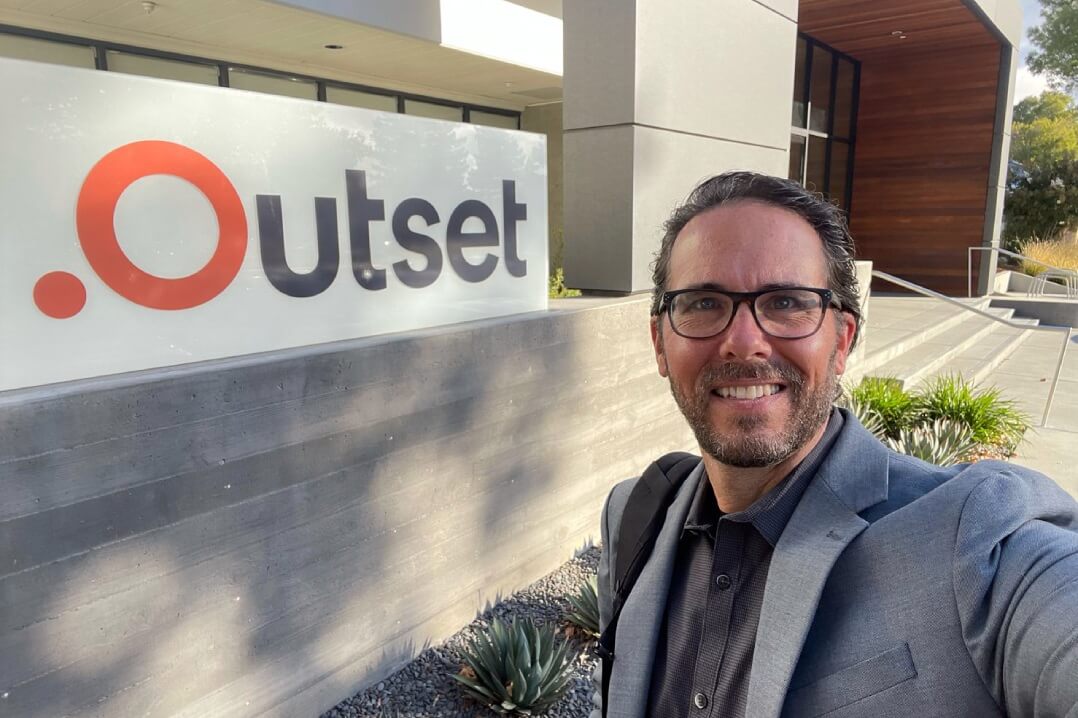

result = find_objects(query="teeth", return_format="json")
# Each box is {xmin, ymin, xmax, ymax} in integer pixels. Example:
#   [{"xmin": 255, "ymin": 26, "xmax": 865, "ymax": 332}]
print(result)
[{"xmin": 715, "ymin": 384, "xmax": 781, "ymax": 399}]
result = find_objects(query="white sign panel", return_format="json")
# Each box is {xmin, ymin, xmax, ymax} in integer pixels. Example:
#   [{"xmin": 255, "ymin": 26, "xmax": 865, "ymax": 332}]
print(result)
[{"xmin": 0, "ymin": 57, "xmax": 548, "ymax": 392}]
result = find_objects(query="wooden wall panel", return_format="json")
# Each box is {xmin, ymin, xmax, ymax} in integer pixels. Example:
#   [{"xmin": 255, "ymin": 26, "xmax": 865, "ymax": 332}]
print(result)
[
  {"xmin": 848, "ymin": 42, "xmax": 1001, "ymax": 295},
  {"xmin": 800, "ymin": 0, "xmax": 996, "ymax": 55}
]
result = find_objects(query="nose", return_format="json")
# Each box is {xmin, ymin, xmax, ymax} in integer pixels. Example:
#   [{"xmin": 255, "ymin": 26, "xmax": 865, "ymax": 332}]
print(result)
[{"xmin": 716, "ymin": 301, "xmax": 772, "ymax": 360}]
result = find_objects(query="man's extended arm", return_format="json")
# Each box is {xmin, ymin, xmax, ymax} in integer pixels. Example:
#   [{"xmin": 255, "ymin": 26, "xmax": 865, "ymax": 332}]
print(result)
[{"xmin": 954, "ymin": 464, "xmax": 1078, "ymax": 717}]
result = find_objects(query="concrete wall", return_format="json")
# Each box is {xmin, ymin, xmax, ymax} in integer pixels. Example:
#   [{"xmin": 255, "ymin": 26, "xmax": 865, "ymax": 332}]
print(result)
[
  {"xmin": 845, "ymin": 260, "xmax": 874, "ymax": 382},
  {"xmin": 0, "ymin": 298, "xmax": 692, "ymax": 718},
  {"xmin": 562, "ymin": 0, "xmax": 797, "ymax": 293},
  {"xmin": 522, "ymin": 101, "xmax": 565, "ymax": 269}
]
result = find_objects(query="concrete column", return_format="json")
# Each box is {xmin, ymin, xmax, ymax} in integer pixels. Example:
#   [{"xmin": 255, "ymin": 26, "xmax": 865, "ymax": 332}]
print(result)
[
  {"xmin": 978, "ymin": 45, "xmax": 1018, "ymax": 296},
  {"xmin": 562, "ymin": 0, "xmax": 799, "ymax": 293}
]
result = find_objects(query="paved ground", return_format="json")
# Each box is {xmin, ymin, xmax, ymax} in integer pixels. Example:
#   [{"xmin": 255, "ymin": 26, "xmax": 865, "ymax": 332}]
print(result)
[{"xmin": 986, "ymin": 330, "xmax": 1078, "ymax": 496}]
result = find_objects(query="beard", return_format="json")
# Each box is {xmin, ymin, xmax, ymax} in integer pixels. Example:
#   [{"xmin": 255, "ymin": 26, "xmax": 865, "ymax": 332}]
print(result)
[{"xmin": 667, "ymin": 349, "xmax": 839, "ymax": 468}]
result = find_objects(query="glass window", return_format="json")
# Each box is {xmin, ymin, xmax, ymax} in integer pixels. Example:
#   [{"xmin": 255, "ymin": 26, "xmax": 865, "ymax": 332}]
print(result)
[
  {"xmin": 806, "ymin": 136, "xmax": 827, "ymax": 194},
  {"xmin": 791, "ymin": 37, "xmax": 807, "ymax": 128},
  {"xmin": 106, "ymin": 51, "xmax": 218, "ymax": 85},
  {"xmin": 833, "ymin": 58, "xmax": 856, "ymax": 139},
  {"xmin": 809, "ymin": 46, "xmax": 833, "ymax": 133},
  {"xmin": 789, "ymin": 135, "xmax": 806, "ymax": 183},
  {"xmin": 325, "ymin": 85, "xmax": 397, "ymax": 112},
  {"xmin": 829, "ymin": 141, "xmax": 850, "ymax": 209},
  {"xmin": 404, "ymin": 99, "xmax": 463, "ymax": 122},
  {"xmin": 228, "ymin": 68, "xmax": 317, "ymax": 100},
  {"xmin": 470, "ymin": 110, "xmax": 518, "ymax": 129},
  {"xmin": 0, "ymin": 33, "xmax": 94, "ymax": 68}
]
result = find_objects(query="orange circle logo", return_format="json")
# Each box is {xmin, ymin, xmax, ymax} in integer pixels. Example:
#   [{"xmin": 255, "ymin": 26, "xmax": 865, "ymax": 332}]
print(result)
[
  {"xmin": 75, "ymin": 140, "xmax": 247, "ymax": 310},
  {"xmin": 33, "ymin": 271, "xmax": 87, "ymax": 319}
]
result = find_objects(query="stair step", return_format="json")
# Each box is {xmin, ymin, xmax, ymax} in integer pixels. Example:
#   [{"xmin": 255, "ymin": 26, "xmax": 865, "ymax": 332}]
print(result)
[
  {"xmin": 864, "ymin": 306, "xmax": 1016, "ymax": 387},
  {"xmin": 857, "ymin": 296, "xmax": 992, "ymax": 376},
  {"xmin": 908, "ymin": 319, "xmax": 1039, "ymax": 390}
]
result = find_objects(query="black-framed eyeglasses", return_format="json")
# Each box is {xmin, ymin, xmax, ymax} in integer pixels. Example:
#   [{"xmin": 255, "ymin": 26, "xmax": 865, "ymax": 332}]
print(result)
[{"xmin": 660, "ymin": 287, "xmax": 838, "ymax": 340}]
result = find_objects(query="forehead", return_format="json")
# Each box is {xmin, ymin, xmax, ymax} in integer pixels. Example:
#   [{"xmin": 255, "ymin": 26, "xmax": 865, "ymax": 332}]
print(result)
[{"xmin": 667, "ymin": 199, "xmax": 829, "ymax": 290}]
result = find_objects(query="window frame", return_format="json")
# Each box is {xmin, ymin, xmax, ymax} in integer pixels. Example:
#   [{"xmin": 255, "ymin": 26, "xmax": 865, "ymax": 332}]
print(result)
[
  {"xmin": 790, "ymin": 33, "xmax": 860, "ymax": 214},
  {"xmin": 0, "ymin": 23, "xmax": 522, "ymax": 130}
]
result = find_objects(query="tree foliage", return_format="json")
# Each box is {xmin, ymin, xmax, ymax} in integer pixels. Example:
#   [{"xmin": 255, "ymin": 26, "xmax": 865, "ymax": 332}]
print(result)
[
  {"xmin": 1005, "ymin": 91, "xmax": 1078, "ymax": 249},
  {"xmin": 1027, "ymin": 0, "xmax": 1078, "ymax": 93},
  {"xmin": 1004, "ymin": 158, "xmax": 1078, "ymax": 247},
  {"xmin": 1010, "ymin": 91, "xmax": 1078, "ymax": 168}
]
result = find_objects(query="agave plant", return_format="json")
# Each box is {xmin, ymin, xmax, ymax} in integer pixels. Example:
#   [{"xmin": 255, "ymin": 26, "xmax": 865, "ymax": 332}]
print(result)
[
  {"xmin": 452, "ymin": 616, "xmax": 575, "ymax": 716},
  {"xmin": 885, "ymin": 418, "xmax": 977, "ymax": 467},
  {"xmin": 565, "ymin": 575, "xmax": 600, "ymax": 638},
  {"xmin": 840, "ymin": 394, "xmax": 888, "ymax": 441}
]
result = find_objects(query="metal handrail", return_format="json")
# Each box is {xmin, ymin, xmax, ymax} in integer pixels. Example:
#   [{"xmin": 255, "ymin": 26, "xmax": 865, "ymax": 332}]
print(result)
[
  {"xmin": 967, "ymin": 246, "xmax": 1078, "ymax": 298},
  {"xmin": 873, "ymin": 270, "xmax": 1070, "ymax": 428}
]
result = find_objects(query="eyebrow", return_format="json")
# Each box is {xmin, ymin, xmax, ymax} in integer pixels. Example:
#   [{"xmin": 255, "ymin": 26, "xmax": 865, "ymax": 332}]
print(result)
[{"xmin": 677, "ymin": 281, "xmax": 806, "ymax": 292}]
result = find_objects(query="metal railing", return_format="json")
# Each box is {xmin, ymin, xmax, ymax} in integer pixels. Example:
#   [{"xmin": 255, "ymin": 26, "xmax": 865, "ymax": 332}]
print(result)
[
  {"xmin": 873, "ymin": 270, "xmax": 1071, "ymax": 428},
  {"xmin": 967, "ymin": 246, "xmax": 1078, "ymax": 298}
]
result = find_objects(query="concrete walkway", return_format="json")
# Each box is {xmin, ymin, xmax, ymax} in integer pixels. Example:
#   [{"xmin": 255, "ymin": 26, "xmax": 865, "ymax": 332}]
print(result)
[
  {"xmin": 985, "ymin": 330, "xmax": 1078, "ymax": 495},
  {"xmin": 860, "ymin": 295, "xmax": 1077, "ymax": 497}
]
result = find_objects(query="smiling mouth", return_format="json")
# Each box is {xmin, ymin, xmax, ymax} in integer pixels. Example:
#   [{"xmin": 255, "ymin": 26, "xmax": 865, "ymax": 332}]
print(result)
[{"xmin": 712, "ymin": 384, "xmax": 785, "ymax": 400}]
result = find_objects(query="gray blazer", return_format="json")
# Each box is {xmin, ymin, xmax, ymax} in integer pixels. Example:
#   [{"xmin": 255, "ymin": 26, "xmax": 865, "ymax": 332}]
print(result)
[{"xmin": 595, "ymin": 413, "xmax": 1078, "ymax": 718}]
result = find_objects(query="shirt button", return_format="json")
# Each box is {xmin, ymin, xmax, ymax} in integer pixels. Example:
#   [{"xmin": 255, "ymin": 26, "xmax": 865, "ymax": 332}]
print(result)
[
  {"xmin": 715, "ymin": 573, "xmax": 732, "ymax": 590},
  {"xmin": 693, "ymin": 692, "xmax": 708, "ymax": 709}
]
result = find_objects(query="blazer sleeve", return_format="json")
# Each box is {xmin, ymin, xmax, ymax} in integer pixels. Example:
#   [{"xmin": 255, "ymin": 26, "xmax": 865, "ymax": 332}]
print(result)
[{"xmin": 952, "ymin": 462, "xmax": 1078, "ymax": 717}]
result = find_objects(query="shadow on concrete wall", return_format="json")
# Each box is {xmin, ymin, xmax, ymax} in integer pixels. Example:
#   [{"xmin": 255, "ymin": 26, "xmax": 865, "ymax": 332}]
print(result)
[{"xmin": 1, "ymin": 297, "xmax": 691, "ymax": 717}]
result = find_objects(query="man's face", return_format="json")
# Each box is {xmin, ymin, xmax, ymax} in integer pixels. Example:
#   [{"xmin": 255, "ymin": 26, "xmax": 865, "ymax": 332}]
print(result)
[{"xmin": 650, "ymin": 200, "xmax": 856, "ymax": 468}]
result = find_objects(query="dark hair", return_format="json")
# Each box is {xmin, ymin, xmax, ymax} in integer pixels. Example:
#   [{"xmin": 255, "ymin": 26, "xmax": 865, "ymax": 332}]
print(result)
[{"xmin": 650, "ymin": 171, "xmax": 862, "ymax": 348}]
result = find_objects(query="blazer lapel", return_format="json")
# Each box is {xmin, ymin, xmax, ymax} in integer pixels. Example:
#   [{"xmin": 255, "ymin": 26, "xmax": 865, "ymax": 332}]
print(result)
[
  {"xmin": 746, "ymin": 417, "xmax": 892, "ymax": 718},
  {"xmin": 608, "ymin": 463, "xmax": 706, "ymax": 718}
]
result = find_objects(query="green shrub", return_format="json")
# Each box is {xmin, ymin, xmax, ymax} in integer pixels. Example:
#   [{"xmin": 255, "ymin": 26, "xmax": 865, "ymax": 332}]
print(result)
[
  {"xmin": 885, "ymin": 418, "xmax": 978, "ymax": 467},
  {"xmin": 564, "ymin": 575, "xmax": 600, "ymax": 638},
  {"xmin": 913, "ymin": 375, "xmax": 1030, "ymax": 455},
  {"xmin": 548, "ymin": 268, "xmax": 581, "ymax": 299},
  {"xmin": 451, "ymin": 617, "xmax": 575, "ymax": 716},
  {"xmin": 847, "ymin": 377, "xmax": 918, "ymax": 438}
]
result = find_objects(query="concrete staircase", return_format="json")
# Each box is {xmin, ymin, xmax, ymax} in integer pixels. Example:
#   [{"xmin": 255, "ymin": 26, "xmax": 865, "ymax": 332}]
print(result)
[
  {"xmin": 852, "ymin": 295, "xmax": 1040, "ymax": 390},
  {"xmin": 850, "ymin": 291, "xmax": 1078, "ymax": 490}
]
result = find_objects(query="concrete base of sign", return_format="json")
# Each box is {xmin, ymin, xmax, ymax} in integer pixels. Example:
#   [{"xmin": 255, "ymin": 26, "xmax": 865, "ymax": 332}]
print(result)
[{"xmin": 0, "ymin": 296, "xmax": 693, "ymax": 718}]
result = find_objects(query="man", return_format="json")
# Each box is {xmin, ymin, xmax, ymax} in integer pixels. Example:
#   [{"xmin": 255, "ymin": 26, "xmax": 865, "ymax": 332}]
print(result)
[{"xmin": 594, "ymin": 172, "xmax": 1078, "ymax": 718}]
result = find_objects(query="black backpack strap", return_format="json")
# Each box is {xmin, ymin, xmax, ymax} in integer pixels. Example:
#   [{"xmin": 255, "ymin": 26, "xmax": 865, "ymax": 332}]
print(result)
[{"xmin": 597, "ymin": 451, "xmax": 700, "ymax": 716}]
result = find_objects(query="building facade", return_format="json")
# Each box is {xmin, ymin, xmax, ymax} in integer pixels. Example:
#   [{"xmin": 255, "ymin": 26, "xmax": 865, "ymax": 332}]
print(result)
[
  {"xmin": 0, "ymin": 1, "xmax": 1022, "ymax": 716},
  {"xmin": 2, "ymin": 0, "xmax": 1020, "ymax": 296}
]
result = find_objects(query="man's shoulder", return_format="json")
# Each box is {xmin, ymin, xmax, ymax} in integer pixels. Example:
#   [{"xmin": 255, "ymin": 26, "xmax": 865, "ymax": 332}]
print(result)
[
  {"xmin": 948, "ymin": 459, "xmax": 1078, "ymax": 533},
  {"xmin": 866, "ymin": 453, "xmax": 1078, "ymax": 537}
]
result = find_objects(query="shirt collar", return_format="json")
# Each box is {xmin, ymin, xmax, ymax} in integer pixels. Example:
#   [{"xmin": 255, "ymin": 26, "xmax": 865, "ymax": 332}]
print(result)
[{"xmin": 682, "ymin": 408, "xmax": 845, "ymax": 547}]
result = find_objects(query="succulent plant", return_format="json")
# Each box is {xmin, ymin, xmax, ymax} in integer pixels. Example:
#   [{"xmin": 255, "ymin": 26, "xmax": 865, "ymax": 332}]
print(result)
[
  {"xmin": 841, "ymin": 394, "xmax": 889, "ymax": 441},
  {"xmin": 451, "ymin": 616, "xmax": 575, "ymax": 716},
  {"xmin": 886, "ymin": 418, "xmax": 977, "ymax": 467},
  {"xmin": 564, "ymin": 575, "xmax": 600, "ymax": 639}
]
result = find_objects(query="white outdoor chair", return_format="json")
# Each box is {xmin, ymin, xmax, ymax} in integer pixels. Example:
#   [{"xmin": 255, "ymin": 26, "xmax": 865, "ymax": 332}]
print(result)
[{"xmin": 1028, "ymin": 268, "xmax": 1078, "ymax": 298}]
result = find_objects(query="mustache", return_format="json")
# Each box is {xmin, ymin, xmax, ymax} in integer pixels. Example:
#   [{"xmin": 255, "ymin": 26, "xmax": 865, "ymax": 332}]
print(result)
[{"xmin": 697, "ymin": 361, "xmax": 804, "ymax": 388}]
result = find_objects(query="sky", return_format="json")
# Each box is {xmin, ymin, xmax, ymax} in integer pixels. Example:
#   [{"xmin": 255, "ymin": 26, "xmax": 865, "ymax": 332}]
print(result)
[{"xmin": 1015, "ymin": 0, "xmax": 1051, "ymax": 100}]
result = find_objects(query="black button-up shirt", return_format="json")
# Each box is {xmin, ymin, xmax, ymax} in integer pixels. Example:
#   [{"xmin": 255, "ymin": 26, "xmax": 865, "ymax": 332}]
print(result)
[{"xmin": 646, "ymin": 410, "xmax": 844, "ymax": 718}]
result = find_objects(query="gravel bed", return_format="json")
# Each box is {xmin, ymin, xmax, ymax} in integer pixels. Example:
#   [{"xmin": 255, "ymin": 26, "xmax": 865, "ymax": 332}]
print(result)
[{"xmin": 321, "ymin": 546, "xmax": 602, "ymax": 718}]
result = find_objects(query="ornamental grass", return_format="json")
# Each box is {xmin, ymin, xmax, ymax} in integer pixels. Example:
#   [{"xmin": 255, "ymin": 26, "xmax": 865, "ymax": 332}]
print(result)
[{"xmin": 1019, "ymin": 237, "xmax": 1078, "ymax": 276}]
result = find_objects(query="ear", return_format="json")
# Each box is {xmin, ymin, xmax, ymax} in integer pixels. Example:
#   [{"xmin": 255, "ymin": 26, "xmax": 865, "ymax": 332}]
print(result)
[
  {"xmin": 650, "ymin": 315, "xmax": 669, "ymax": 377},
  {"xmin": 831, "ymin": 310, "xmax": 858, "ymax": 377}
]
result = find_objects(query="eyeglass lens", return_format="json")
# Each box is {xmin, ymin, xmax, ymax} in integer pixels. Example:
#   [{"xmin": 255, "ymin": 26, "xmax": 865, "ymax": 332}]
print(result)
[{"xmin": 669, "ymin": 289, "xmax": 827, "ymax": 339}]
